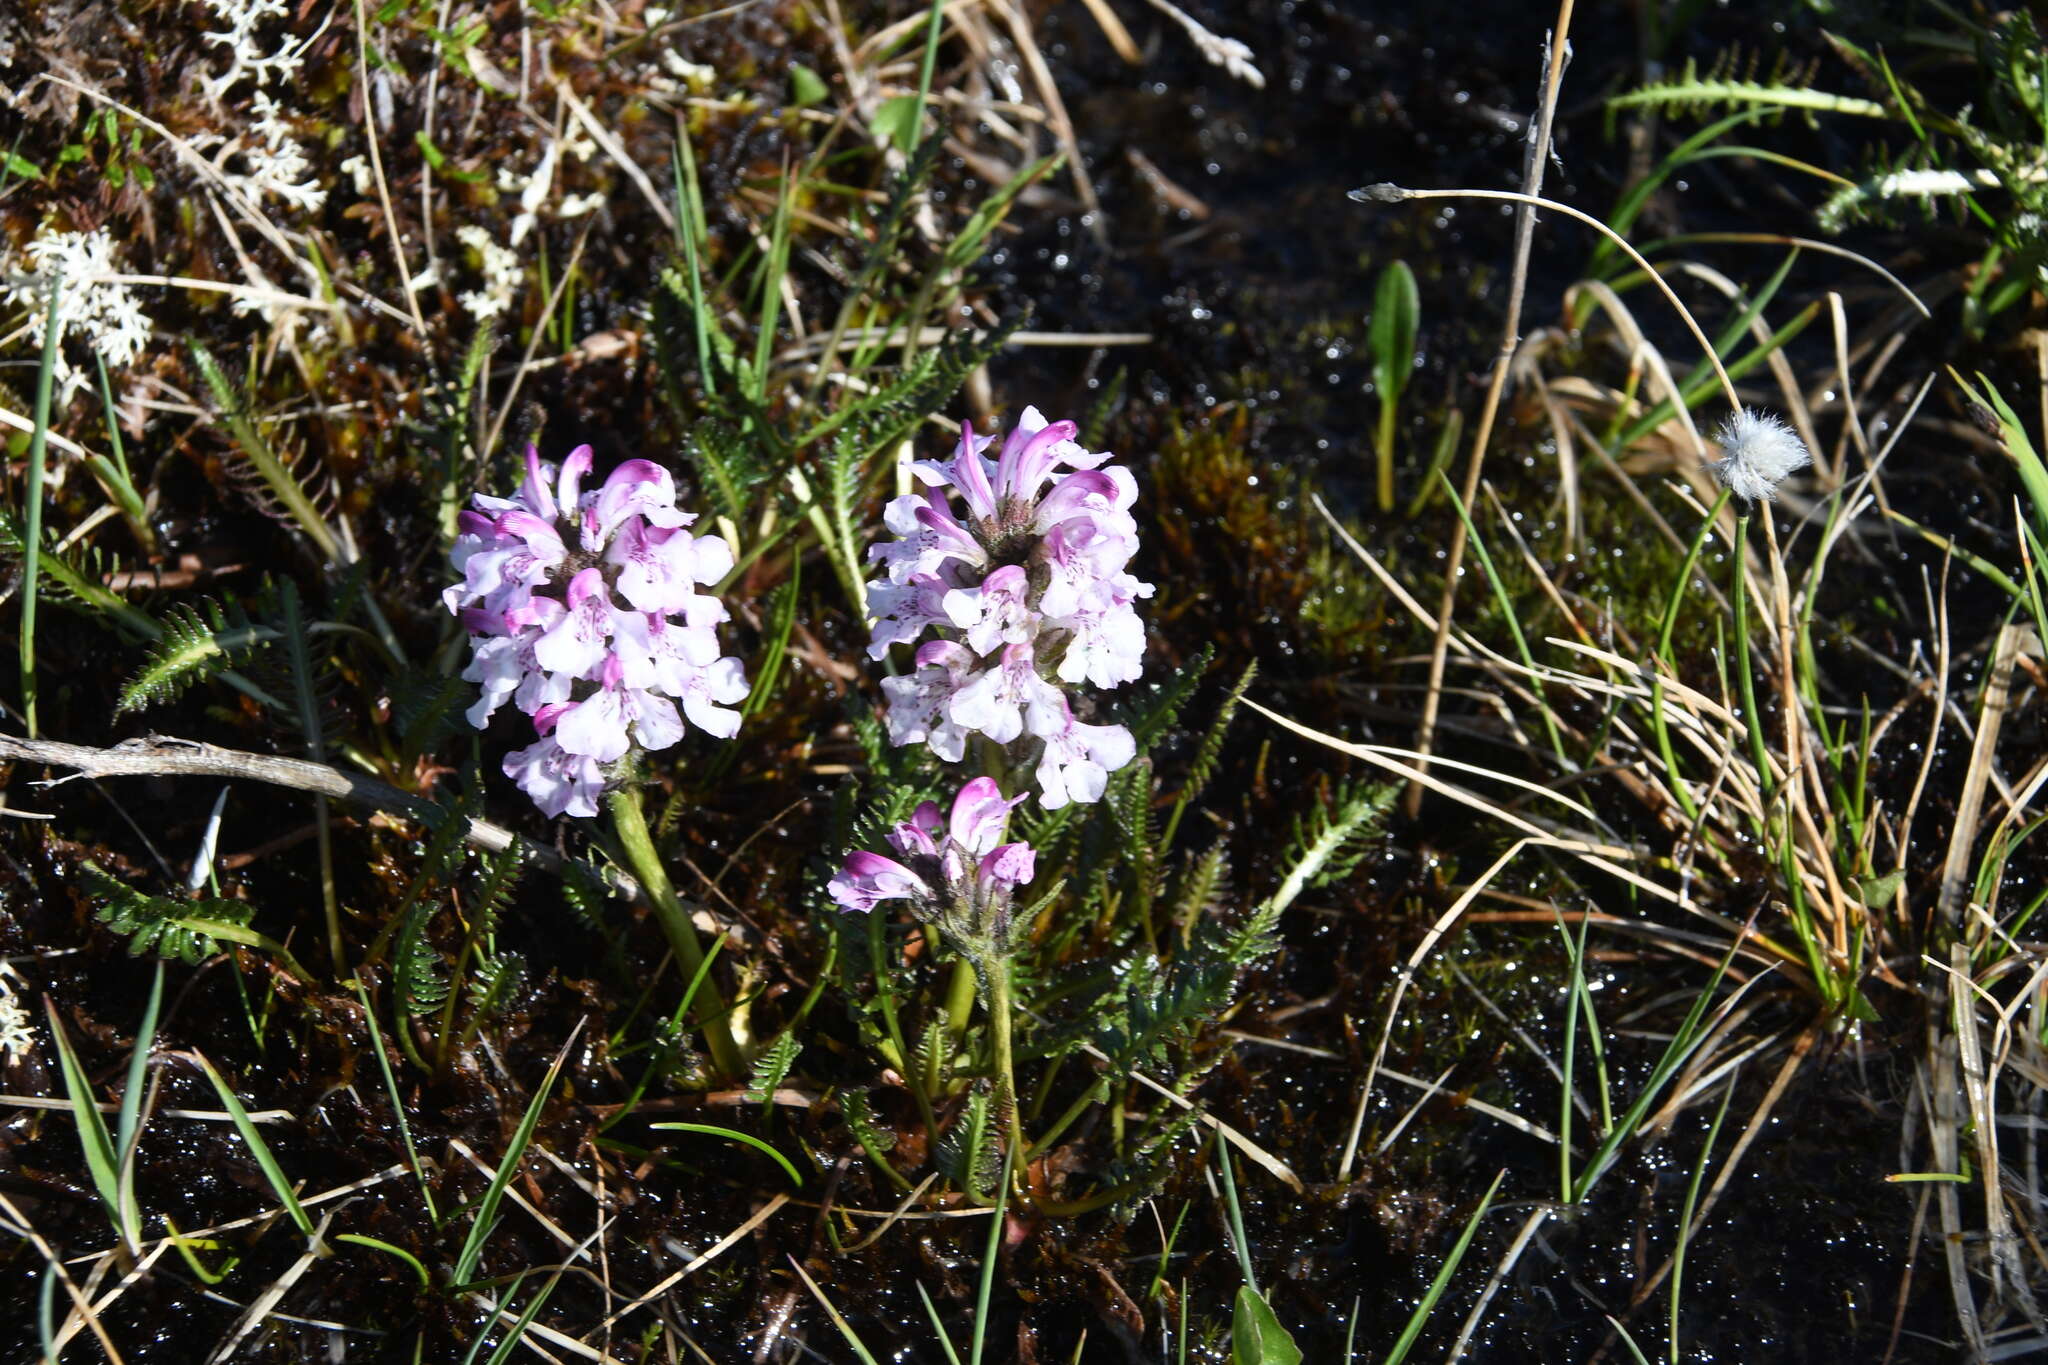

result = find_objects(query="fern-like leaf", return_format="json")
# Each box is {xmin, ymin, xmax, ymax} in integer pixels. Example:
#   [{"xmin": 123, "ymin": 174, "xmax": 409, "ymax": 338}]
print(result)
[
  {"xmin": 1184, "ymin": 661, "xmax": 1256, "ymax": 800},
  {"xmin": 934, "ymin": 1086, "xmax": 1002, "ymax": 1194},
  {"xmin": 1608, "ymin": 54, "xmax": 1883, "ymax": 121},
  {"xmin": 679, "ymin": 418, "xmax": 771, "ymax": 526},
  {"xmin": 464, "ymin": 839, "xmax": 527, "ymax": 943},
  {"xmin": 189, "ymin": 341, "xmax": 343, "ymax": 562},
  {"xmin": 391, "ymin": 670, "xmax": 471, "ymax": 767},
  {"xmin": 745, "ymin": 1031, "xmax": 801, "ymax": 1111},
  {"xmin": 839, "ymin": 1088, "xmax": 896, "ymax": 1156},
  {"xmin": 81, "ymin": 862, "xmax": 256, "ymax": 965},
  {"xmin": 1265, "ymin": 780, "xmax": 1396, "ymax": 917},
  {"xmin": 465, "ymin": 950, "xmax": 525, "ymax": 1021},
  {"xmin": 1170, "ymin": 842, "xmax": 1230, "ymax": 933},
  {"xmin": 116, "ymin": 599, "xmax": 272, "ymax": 714},
  {"xmin": 392, "ymin": 901, "xmax": 450, "ymax": 1017}
]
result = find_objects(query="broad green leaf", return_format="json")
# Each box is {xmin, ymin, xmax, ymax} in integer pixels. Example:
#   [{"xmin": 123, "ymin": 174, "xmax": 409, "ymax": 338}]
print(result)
[
  {"xmin": 1231, "ymin": 1285, "xmax": 1304, "ymax": 1365},
  {"xmin": 872, "ymin": 95, "xmax": 923, "ymax": 154},
  {"xmin": 789, "ymin": 65, "xmax": 828, "ymax": 107},
  {"xmin": 1368, "ymin": 260, "xmax": 1420, "ymax": 403}
]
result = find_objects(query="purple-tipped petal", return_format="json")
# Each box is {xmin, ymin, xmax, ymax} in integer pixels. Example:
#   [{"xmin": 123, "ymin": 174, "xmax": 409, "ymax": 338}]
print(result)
[
  {"xmin": 949, "ymin": 776, "xmax": 1024, "ymax": 854},
  {"xmin": 828, "ymin": 851, "xmax": 930, "ymax": 914},
  {"xmin": 979, "ymin": 841, "xmax": 1036, "ymax": 891}
]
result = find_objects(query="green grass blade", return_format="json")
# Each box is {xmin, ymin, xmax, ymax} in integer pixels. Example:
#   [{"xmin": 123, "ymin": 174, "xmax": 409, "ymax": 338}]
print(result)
[
  {"xmin": 1954, "ymin": 369, "xmax": 2048, "ymax": 543},
  {"xmin": 193, "ymin": 1049, "xmax": 312, "ymax": 1235},
  {"xmin": 1216, "ymin": 1143, "xmax": 1258, "ymax": 1288},
  {"xmin": 481, "ymin": 1272, "xmax": 558, "ymax": 1365},
  {"xmin": 115, "ymin": 961, "xmax": 163, "ymax": 1159},
  {"xmin": 334, "ymin": 1233, "xmax": 432, "ymax": 1290},
  {"xmin": 353, "ymin": 979, "xmax": 437, "ymax": 1223},
  {"xmin": 1381, "ymin": 1168, "xmax": 1505, "ymax": 1365},
  {"xmin": 1436, "ymin": 471, "xmax": 1568, "ymax": 764},
  {"xmin": 20, "ymin": 271, "xmax": 62, "ymax": 737},
  {"xmin": 968, "ymin": 1144, "xmax": 1015, "ymax": 1365},
  {"xmin": 114, "ymin": 961, "xmax": 164, "ymax": 1241},
  {"xmin": 453, "ymin": 1023, "xmax": 581, "ymax": 1284},
  {"xmin": 649, "ymin": 1122, "xmax": 803, "ymax": 1187},
  {"xmin": 1571, "ymin": 926, "xmax": 1745, "ymax": 1201},
  {"xmin": 914, "ymin": 1281, "xmax": 966, "ymax": 1365},
  {"xmin": 1669, "ymin": 1081, "xmax": 1733, "ymax": 1363},
  {"xmin": 43, "ymin": 999, "xmax": 126, "ymax": 1241}
]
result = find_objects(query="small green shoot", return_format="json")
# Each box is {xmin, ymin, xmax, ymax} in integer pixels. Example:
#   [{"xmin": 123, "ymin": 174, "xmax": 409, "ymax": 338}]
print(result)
[{"xmin": 1368, "ymin": 260, "xmax": 1419, "ymax": 512}]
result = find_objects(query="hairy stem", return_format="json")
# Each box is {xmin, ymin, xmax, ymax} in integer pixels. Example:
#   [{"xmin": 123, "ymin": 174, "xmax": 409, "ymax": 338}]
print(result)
[
  {"xmin": 606, "ymin": 785, "xmax": 744, "ymax": 1079},
  {"xmin": 982, "ymin": 954, "xmax": 1027, "ymax": 1179}
]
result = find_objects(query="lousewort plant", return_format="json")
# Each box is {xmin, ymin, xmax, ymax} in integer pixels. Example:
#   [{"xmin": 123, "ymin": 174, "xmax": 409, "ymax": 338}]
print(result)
[
  {"xmin": 446, "ymin": 442, "xmax": 748, "ymax": 1075},
  {"xmin": 830, "ymin": 775, "xmax": 1044, "ymax": 1160},
  {"xmin": 865, "ymin": 406, "xmax": 1152, "ymax": 808},
  {"xmin": 836, "ymin": 405, "xmax": 1156, "ymax": 1167}
]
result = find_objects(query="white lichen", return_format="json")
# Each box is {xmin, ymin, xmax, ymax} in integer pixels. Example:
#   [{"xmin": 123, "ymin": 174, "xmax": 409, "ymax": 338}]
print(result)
[
  {"xmin": 339, "ymin": 153, "xmax": 372, "ymax": 196},
  {"xmin": 192, "ymin": 0, "xmax": 327, "ymax": 211},
  {"xmin": 197, "ymin": 0, "xmax": 305, "ymax": 97},
  {"xmin": 1, "ymin": 226, "xmax": 153, "ymax": 400},
  {"xmin": 224, "ymin": 90, "xmax": 327, "ymax": 211},
  {"xmin": 455, "ymin": 225, "xmax": 521, "ymax": 321},
  {"xmin": 1709, "ymin": 407, "xmax": 1811, "ymax": 503},
  {"xmin": 0, "ymin": 965, "xmax": 32, "ymax": 1064}
]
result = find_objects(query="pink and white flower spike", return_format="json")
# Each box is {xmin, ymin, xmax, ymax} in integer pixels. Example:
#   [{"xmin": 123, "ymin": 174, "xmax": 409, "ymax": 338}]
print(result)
[
  {"xmin": 863, "ymin": 407, "xmax": 1152, "ymax": 807},
  {"xmin": 446, "ymin": 444, "xmax": 747, "ymax": 816}
]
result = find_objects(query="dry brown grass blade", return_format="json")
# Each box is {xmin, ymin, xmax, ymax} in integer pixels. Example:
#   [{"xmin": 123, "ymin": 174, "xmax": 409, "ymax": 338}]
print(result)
[
  {"xmin": 202, "ymin": 1210, "xmax": 333, "ymax": 1365},
  {"xmin": 351, "ymin": 0, "xmax": 428, "ymax": 336},
  {"xmin": 1939, "ymin": 622, "xmax": 2024, "ymax": 929},
  {"xmin": 0, "ymin": 1192, "xmax": 130, "ymax": 1364},
  {"xmin": 0, "ymin": 732, "xmax": 648, "ymax": 903},
  {"xmin": 1076, "ymin": 0, "xmax": 1141, "ymax": 63},
  {"xmin": 1408, "ymin": 0, "xmax": 1576, "ymax": 819},
  {"xmin": 1926, "ymin": 1002, "xmax": 1989, "ymax": 1357},
  {"xmin": 1448, "ymin": 1205, "xmax": 1556, "ymax": 1362},
  {"xmin": 995, "ymin": 0, "xmax": 1104, "ymax": 242},
  {"xmin": 593, "ymin": 1192, "xmax": 792, "ymax": 1335}
]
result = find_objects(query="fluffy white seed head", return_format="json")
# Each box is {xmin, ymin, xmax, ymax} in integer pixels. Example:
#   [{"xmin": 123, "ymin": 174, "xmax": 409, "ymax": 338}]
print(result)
[{"xmin": 1709, "ymin": 408, "xmax": 1810, "ymax": 502}]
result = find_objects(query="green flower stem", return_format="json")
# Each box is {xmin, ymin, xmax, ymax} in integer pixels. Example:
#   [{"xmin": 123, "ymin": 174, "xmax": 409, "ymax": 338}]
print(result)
[
  {"xmin": 938, "ymin": 955, "xmax": 978, "ymax": 1078},
  {"xmin": 1729, "ymin": 515, "xmax": 1774, "ymax": 817},
  {"xmin": 981, "ymin": 953, "xmax": 1027, "ymax": 1174},
  {"xmin": 607, "ymin": 785, "xmax": 744, "ymax": 1079},
  {"xmin": 1025, "ymin": 1078, "xmax": 1106, "ymax": 1161},
  {"xmin": 21, "ymin": 273, "xmax": 62, "ymax": 738}
]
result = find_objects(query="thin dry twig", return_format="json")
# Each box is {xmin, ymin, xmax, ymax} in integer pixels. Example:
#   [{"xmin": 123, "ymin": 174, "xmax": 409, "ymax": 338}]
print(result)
[
  {"xmin": 0, "ymin": 732, "xmax": 650, "ymax": 905},
  {"xmin": 1405, "ymin": 0, "xmax": 1576, "ymax": 819}
]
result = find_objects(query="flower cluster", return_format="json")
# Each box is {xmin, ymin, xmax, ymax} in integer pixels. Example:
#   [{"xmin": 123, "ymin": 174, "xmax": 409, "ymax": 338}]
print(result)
[
  {"xmin": 446, "ymin": 446, "xmax": 748, "ymax": 818},
  {"xmin": 828, "ymin": 779, "xmax": 1035, "ymax": 948},
  {"xmin": 865, "ymin": 407, "xmax": 1152, "ymax": 808}
]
